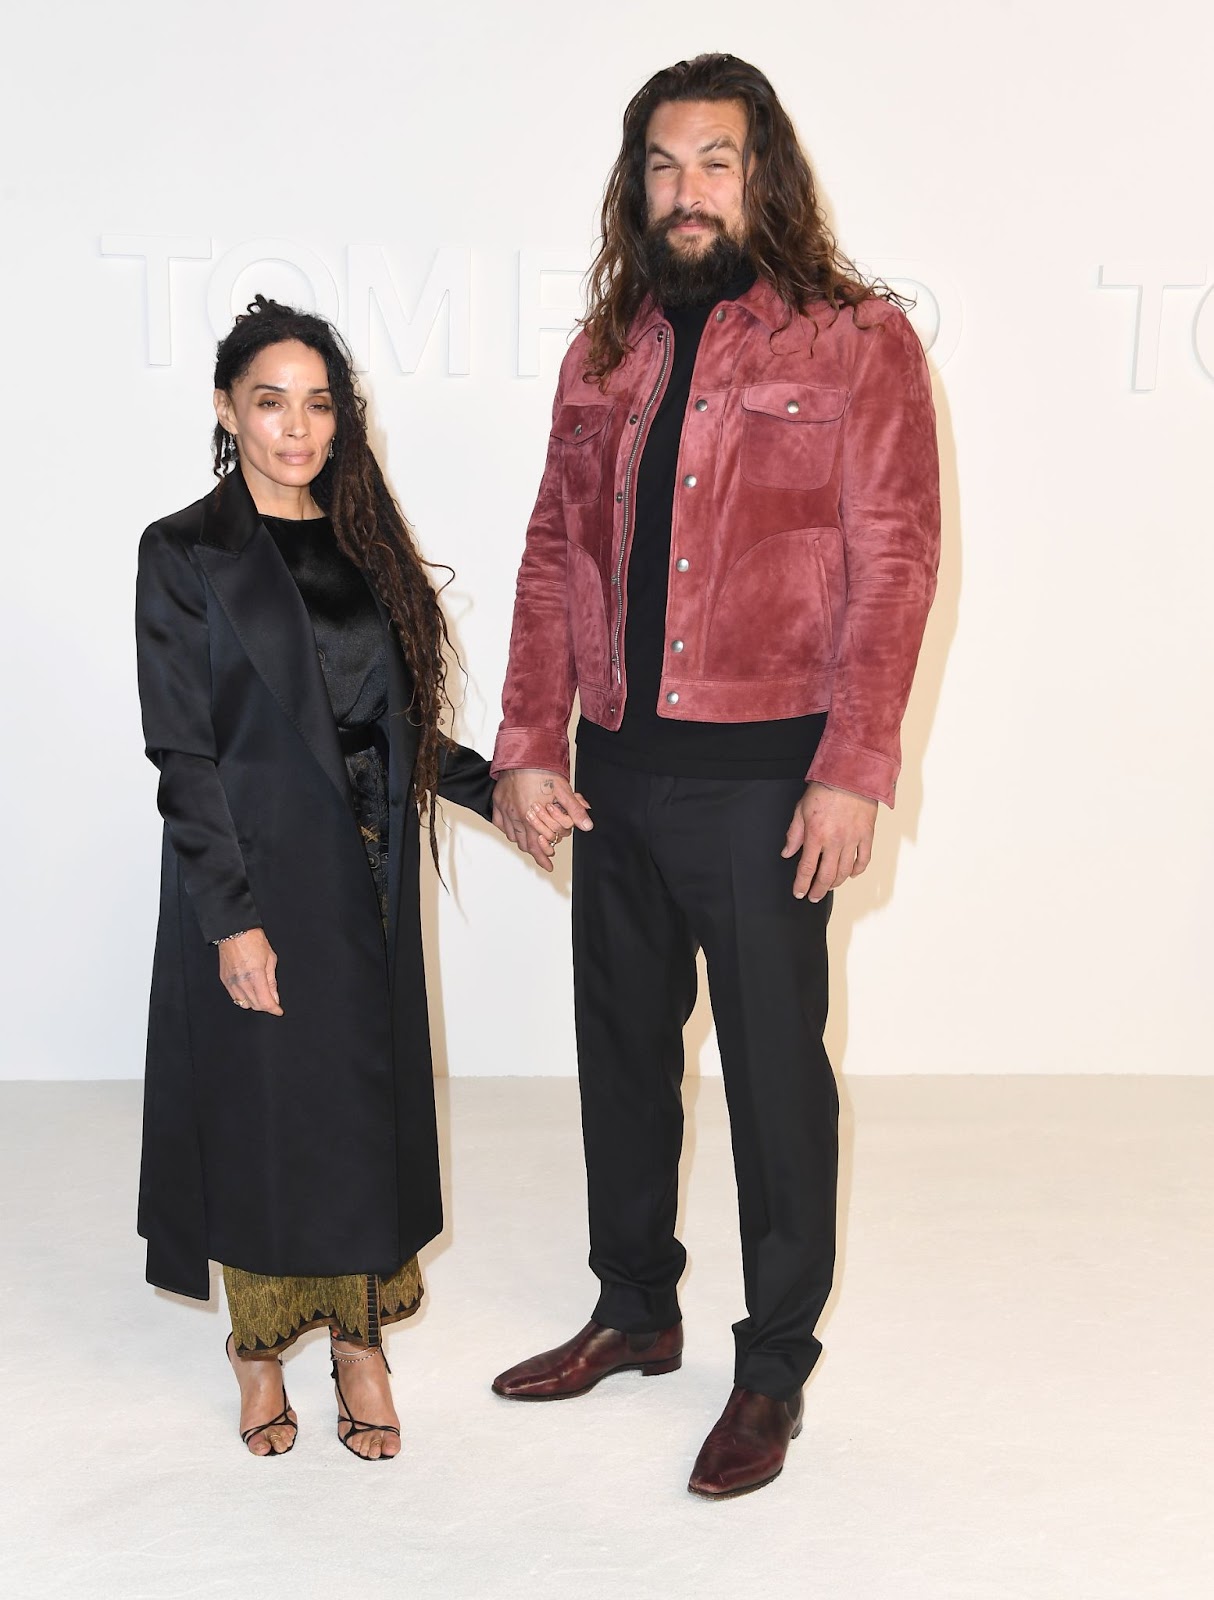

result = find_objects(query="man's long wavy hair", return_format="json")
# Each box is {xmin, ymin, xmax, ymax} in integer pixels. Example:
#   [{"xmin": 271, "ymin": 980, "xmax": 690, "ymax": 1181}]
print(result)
[
  {"xmin": 583, "ymin": 53, "xmax": 905, "ymax": 381},
  {"xmin": 212, "ymin": 296, "xmax": 454, "ymax": 867}
]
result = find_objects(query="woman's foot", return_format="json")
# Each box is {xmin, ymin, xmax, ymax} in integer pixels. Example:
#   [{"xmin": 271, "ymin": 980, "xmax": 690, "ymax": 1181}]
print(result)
[
  {"xmin": 330, "ymin": 1334, "xmax": 401, "ymax": 1460},
  {"xmin": 225, "ymin": 1333, "xmax": 298, "ymax": 1456}
]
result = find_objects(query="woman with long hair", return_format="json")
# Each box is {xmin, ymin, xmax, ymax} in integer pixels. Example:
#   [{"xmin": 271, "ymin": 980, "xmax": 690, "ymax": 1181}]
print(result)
[{"xmin": 136, "ymin": 295, "xmax": 564, "ymax": 1460}]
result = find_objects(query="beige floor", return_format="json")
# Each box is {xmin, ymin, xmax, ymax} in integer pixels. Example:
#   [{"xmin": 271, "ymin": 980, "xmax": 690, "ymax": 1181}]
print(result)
[{"xmin": 0, "ymin": 1075, "xmax": 1209, "ymax": 1600}]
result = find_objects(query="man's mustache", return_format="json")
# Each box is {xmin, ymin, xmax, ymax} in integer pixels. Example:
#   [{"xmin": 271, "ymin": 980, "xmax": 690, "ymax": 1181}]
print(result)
[{"xmin": 650, "ymin": 208, "xmax": 730, "ymax": 240}]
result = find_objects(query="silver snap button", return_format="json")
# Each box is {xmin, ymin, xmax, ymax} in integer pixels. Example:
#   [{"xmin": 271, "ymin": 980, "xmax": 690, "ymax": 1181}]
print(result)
[
  {"xmin": 615, "ymin": 492, "xmax": 623, "ymax": 502},
  {"xmin": 666, "ymin": 691, "xmax": 680, "ymax": 704},
  {"xmin": 629, "ymin": 414, "xmax": 639, "ymax": 424},
  {"xmin": 683, "ymin": 474, "xmax": 697, "ymax": 488},
  {"xmin": 695, "ymin": 398, "xmax": 708, "ymax": 412},
  {"xmin": 573, "ymin": 423, "xmax": 583, "ymax": 435},
  {"xmin": 675, "ymin": 558, "xmax": 689, "ymax": 572},
  {"xmin": 671, "ymin": 639, "xmax": 684, "ymax": 653},
  {"xmin": 785, "ymin": 400, "xmax": 800, "ymax": 415},
  {"xmin": 657, "ymin": 330, "xmax": 665, "ymax": 341},
  {"xmin": 715, "ymin": 309, "xmax": 726, "ymax": 322}
]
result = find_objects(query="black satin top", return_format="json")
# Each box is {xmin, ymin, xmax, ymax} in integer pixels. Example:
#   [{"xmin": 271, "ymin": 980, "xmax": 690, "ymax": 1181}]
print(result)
[{"xmin": 262, "ymin": 515, "xmax": 387, "ymax": 731}]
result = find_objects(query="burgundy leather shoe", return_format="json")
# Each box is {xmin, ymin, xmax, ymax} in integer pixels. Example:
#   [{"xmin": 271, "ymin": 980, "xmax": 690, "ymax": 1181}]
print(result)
[
  {"xmin": 687, "ymin": 1385, "xmax": 804, "ymax": 1499},
  {"xmin": 491, "ymin": 1320, "xmax": 683, "ymax": 1400}
]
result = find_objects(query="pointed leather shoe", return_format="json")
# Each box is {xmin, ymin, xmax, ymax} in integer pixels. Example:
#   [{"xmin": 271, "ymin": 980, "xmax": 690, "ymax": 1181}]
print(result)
[
  {"xmin": 491, "ymin": 1320, "xmax": 683, "ymax": 1400},
  {"xmin": 687, "ymin": 1385, "xmax": 804, "ymax": 1499}
]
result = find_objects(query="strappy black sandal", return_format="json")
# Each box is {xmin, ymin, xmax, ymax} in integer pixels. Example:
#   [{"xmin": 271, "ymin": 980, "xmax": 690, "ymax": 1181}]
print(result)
[
  {"xmin": 225, "ymin": 1333, "xmax": 297, "ymax": 1456},
  {"xmin": 330, "ymin": 1338, "xmax": 401, "ymax": 1461}
]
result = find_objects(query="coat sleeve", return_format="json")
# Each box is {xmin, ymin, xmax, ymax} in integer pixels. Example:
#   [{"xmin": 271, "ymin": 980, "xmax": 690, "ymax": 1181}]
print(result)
[
  {"xmin": 135, "ymin": 523, "xmax": 262, "ymax": 944},
  {"xmin": 807, "ymin": 308, "xmax": 941, "ymax": 806},
  {"xmin": 491, "ymin": 350, "xmax": 580, "ymax": 779},
  {"xmin": 437, "ymin": 739, "xmax": 495, "ymax": 820}
]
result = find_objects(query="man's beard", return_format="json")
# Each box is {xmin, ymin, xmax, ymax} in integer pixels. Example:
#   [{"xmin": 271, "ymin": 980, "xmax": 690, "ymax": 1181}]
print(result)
[{"xmin": 642, "ymin": 212, "xmax": 752, "ymax": 308}]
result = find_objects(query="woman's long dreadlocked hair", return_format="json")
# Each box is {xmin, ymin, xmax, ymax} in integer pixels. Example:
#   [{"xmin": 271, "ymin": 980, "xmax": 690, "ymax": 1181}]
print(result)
[
  {"xmin": 212, "ymin": 295, "xmax": 454, "ymax": 868},
  {"xmin": 583, "ymin": 53, "xmax": 908, "ymax": 381}
]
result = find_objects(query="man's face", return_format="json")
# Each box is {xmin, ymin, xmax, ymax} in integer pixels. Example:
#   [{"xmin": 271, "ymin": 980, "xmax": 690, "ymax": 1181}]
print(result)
[{"xmin": 643, "ymin": 98, "xmax": 750, "ymax": 251}]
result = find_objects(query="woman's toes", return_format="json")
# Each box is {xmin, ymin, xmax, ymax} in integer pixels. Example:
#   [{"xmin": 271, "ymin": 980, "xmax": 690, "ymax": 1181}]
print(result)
[{"xmin": 248, "ymin": 1432, "xmax": 273, "ymax": 1456}]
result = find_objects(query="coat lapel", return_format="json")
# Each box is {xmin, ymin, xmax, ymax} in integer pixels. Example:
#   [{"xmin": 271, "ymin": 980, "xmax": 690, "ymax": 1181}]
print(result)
[{"xmin": 195, "ymin": 469, "xmax": 350, "ymax": 803}]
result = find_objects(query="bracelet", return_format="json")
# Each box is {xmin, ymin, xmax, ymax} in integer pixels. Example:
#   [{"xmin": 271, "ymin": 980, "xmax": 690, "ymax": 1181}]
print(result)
[{"xmin": 213, "ymin": 929, "xmax": 254, "ymax": 946}]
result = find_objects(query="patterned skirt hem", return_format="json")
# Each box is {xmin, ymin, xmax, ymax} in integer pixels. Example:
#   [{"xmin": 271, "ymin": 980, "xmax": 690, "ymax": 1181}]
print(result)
[{"xmin": 225, "ymin": 1256, "xmax": 423, "ymax": 1357}]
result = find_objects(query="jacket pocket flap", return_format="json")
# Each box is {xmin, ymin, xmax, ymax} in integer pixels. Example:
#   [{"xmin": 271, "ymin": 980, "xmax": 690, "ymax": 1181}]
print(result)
[
  {"xmin": 551, "ymin": 404, "xmax": 613, "ymax": 444},
  {"xmin": 741, "ymin": 384, "xmax": 847, "ymax": 423}
]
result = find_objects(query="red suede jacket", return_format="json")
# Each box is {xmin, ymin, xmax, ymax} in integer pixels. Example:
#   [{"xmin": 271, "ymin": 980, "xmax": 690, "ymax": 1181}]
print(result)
[{"xmin": 493, "ymin": 278, "xmax": 940, "ymax": 806}]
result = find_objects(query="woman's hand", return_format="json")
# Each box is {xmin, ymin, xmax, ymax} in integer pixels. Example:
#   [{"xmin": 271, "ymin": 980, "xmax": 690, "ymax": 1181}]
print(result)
[
  {"xmin": 492, "ymin": 769, "xmax": 592, "ymax": 871},
  {"xmin": 218, "ymin": 930, "xmax": 283, "ymax": 1015}
]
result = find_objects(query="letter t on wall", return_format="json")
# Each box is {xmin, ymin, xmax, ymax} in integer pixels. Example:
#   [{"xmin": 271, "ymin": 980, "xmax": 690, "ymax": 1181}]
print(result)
[
  {"xmin": 1098, "ymin": 264, "xmax": 1206, "ymax": 392},
  {"xmin": 99, "ymin": 236, "xmax": 212, "ymax": 366}
]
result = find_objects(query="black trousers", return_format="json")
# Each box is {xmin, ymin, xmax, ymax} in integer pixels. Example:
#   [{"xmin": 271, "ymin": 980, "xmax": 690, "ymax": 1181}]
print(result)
[{"xmin": 572, "ymin": 750, "xmax": 839, "ymax": 1401}]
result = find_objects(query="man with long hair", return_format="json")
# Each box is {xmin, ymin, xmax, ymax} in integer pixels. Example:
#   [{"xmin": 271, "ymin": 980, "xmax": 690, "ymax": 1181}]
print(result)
[{"xmin": 490, "ymin": 54, "xmax": 940, "ymax": 1498}]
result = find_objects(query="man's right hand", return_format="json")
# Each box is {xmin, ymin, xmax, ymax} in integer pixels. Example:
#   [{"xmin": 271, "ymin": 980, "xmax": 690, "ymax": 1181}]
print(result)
[{"xmin": 493, "ymin": 769, "xmax": 593, "ymax": 872}]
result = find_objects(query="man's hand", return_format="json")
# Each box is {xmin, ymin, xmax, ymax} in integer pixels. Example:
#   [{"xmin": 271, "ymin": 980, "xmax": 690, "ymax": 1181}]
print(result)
[
  {"xmin": 493, "ymin": 769, "xmax": 593, "ymax": 872},
  {"xmin": 782, "ymin": 782, "xmax": 878, "ymax": 902},
  {"xmin": 218, "ymin": 929, "xmax": 283, "ymax": 1015}
]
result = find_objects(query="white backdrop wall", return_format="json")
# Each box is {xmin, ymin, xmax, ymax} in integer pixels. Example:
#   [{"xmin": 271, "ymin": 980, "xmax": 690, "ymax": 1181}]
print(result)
[{"xmin": 2, "ymin": 1, "xmax": 1210, "ymax": 1080}]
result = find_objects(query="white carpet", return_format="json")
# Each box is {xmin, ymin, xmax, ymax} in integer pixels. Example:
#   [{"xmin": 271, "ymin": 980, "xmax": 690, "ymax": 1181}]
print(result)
[{"xmin": 0, "ymin": 1076, "xmax": 1209, "ymax": 1600}]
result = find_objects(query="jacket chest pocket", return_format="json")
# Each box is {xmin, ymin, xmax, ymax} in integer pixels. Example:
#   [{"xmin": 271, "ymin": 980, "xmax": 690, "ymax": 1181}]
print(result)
[
  {"xmin": 552, "ymin": 404, "xmax": 614, "ymax": 505},
  {"xmin": 740, "ymin": 383, "xmax": 847, "ymax": 491}
]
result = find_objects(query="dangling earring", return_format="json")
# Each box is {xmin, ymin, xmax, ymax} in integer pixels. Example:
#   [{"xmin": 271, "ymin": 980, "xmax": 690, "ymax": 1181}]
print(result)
[
  {"xmin": 227, "ymin": 431, "xmax": 239, "ymax": 468},
  {"xmin": 328, "ymin": 439, "xmax": 336, "ymax": 461}
]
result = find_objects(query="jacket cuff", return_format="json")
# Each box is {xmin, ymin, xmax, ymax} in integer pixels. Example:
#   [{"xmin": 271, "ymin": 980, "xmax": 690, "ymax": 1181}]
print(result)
[
  {"xmin": 191, "ymin": 890, "xmax": 263, "ymax": 947},
  {"xmin": 490, "ymin": 727, "xmax": 571, "ymax": 781},
  {"xmin": 807, "ymin": 733, "xmax": 899, "ymax": 809}
]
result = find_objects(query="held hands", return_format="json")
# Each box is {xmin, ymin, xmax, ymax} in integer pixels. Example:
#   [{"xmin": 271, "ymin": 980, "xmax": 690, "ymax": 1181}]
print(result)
[
  {"xmin": 782, "ymin": 782, "xmax": 878, "ymax": 902},
  {"xmin": 218, "ymin": 929, "xmax": 284, "ymax": 1015},
  {"xmin": 493, "ymin": 769, "xmax": 593, "ymax": 871}
]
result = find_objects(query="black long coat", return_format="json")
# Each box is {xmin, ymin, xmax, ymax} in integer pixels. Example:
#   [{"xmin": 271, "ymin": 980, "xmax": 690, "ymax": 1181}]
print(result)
[{"xmin": 135, "ymin": 467, "xmax": 493, "ymax": 1300}]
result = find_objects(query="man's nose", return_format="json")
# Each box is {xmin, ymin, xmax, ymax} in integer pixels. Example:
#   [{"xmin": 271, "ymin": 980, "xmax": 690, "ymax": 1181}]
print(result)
[{"xmin": 674, "ymin": 172, "xmax": 705, "ymax": 213}]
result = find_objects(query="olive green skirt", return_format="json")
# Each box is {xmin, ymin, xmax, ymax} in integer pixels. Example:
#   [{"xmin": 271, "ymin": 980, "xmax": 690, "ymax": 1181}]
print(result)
[{"xmin": 224, "ymin": 1258, "xmax": 423, "ymax": 1356}]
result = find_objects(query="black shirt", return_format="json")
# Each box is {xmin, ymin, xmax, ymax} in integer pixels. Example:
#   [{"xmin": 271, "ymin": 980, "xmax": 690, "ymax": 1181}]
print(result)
[
  {"xmin": 262, "ymin": 515, "xmax": 387, "ymax": 732},
  {"xmin": 577, "ymin": 271, "xmax": 826, "ymax": 778}
]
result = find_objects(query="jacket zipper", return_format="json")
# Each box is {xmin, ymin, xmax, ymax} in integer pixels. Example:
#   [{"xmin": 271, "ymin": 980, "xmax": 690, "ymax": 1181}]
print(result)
[{"xmin": 610, "ymin": 327, "xmax": 672, "ymax": 687}]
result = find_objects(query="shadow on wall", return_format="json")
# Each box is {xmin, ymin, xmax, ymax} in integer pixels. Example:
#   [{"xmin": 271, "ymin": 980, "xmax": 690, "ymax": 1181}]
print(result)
[{"xmin": 824, "ymin": 356, "xmax": 961, "ymax": 1076}]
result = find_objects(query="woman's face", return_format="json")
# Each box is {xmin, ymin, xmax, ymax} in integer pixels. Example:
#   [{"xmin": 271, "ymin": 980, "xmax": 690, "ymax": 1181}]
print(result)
[{"xmin": 214, "ymin": 340, "xmax": 337, "ymax": 497}]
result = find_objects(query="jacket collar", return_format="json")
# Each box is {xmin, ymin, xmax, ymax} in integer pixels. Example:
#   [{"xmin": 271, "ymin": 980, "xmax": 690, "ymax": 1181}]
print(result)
[
  {"xmin": 194, "ymin": 468, "xmax": 352, "ymax": 803},
  {"xmin": 632, "ymin": 272, "xmax": 792, "ymax": 339},
  {"xmin": 199, "ymin": 463, "xmax": 266, "ymax": 553}
]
